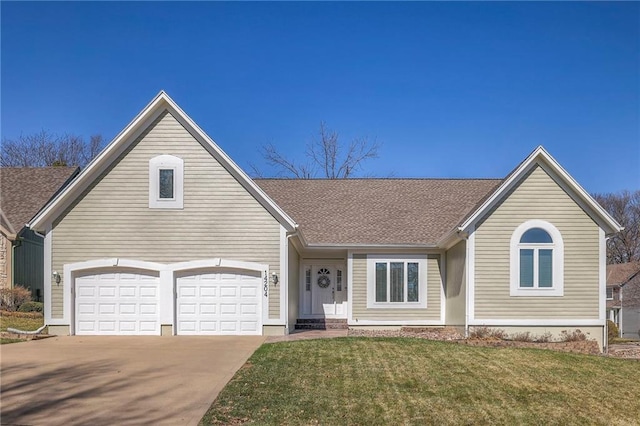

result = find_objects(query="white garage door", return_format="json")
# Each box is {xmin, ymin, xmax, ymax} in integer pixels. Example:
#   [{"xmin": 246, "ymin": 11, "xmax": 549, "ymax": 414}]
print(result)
[
  {"xmin": 176, "ymin": 270, "xmax": 262, "ymax": 335},
  {"xmin": 75, "ymin": 270, "xmax": 160, "ymax": 335}
]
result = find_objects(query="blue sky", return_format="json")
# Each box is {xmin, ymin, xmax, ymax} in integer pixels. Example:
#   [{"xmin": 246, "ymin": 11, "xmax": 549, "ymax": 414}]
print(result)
[{"xmin": 1, "ymin": 1, "xmax": 638, "ymax": 193}]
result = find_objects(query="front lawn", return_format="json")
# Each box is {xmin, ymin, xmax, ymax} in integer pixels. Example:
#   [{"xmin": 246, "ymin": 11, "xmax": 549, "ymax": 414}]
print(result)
[{"xmin": 202, "ymin": 338, "xmax": 640, "ymax": 425}]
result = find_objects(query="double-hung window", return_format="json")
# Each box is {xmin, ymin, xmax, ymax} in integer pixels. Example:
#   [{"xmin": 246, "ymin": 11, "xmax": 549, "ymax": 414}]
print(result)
[
  {"xmin": 510, "ymin": 220, "xmax": 564, "ymax": 296},
  {"xmin": 367, "ymin": 255, "xmax": 427, "ymax": 308}
]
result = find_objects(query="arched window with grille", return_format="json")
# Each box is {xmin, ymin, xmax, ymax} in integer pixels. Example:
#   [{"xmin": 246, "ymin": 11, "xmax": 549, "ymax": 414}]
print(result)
[{"xmin": 510, "ymin": 220, "xmax": 564, "ymax": 296}]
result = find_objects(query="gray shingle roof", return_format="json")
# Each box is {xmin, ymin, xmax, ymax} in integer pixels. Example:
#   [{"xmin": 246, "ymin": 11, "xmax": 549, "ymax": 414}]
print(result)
[
  {"xmin": 256, "ymin": 178, "xmax": 502, "ymax": 245},
  {"xmin": 0, "ymin": 167, "xmax": 79, "ymax": 234},
  {"xmin": 607, "ymin": 261, "xmax": 640, "ymax": 287}
]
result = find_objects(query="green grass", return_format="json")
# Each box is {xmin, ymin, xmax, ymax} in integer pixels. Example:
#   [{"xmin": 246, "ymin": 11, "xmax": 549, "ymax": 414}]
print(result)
[
  {"xmin": 0, "ymin": 313, "xmax": 44, "ymax": 332},
  {"xmin": 0, "ymin": 338, "xmax": 25, "ymax": 345},
  {"xmin": 201, "ymin": 337, "xmax": 640, "ymax": 425}
]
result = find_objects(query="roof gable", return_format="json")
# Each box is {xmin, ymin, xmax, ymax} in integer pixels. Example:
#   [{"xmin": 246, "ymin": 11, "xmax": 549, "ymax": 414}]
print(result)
[
  {"xmin": 0, "ymin": 167, "xmax": 79, "ymax": 235},
  {"xmin": 28, "ymin": 92, "xmax": 297, "ymax": 232},
  {"xmin": 458, "ymin": 146, "xmax": 622, "ymax": 235}
]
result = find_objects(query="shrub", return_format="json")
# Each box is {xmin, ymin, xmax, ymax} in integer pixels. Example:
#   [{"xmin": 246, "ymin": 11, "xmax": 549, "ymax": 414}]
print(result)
[
  {"xmin": 559, "ymin": 329, "xmax": 588, "ymax": 342},
  {"xmin": 534, "ymin": 332, "xmax": 553, "ymax": 343},
  {"xmin": 17, "ymin": 301, "xmax": 43, "ymax": 313},
  {"xmin": 0, "ymin": 286, "xmax": 32, "ymax": 312},
  {"xmin": 510, "ymin": 332, "xmax": 534, "ymax": 342},
  {"xmin": 607, "ymin": 320, "xmax": 619, "ymax": 344},
  {"xmin": 470, "ymin": 327, "xmax": 507, "ymax": 340}
]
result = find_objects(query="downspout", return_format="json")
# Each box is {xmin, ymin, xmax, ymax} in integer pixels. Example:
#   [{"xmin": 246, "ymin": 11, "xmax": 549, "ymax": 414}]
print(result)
[{"xmin": 457, "ymin": 228, "xmax": 470, "ymax": 339}]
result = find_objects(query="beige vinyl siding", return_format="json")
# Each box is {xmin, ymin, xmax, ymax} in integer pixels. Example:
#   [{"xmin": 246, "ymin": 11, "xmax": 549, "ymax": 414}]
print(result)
[
  {"xmin": 445, "ymin": 240, "xmax": 466, "ymax": 326},
  {"xmin": 352, "ymin": 253, "xmax": 442, "ymax": 321},
  {"xmin": 474, "ymin": 164, "xmax": 600, "ymax": 320},
  {"xmin": 50, "ymin": 111, "xmax": 281, "ymax": 319}
]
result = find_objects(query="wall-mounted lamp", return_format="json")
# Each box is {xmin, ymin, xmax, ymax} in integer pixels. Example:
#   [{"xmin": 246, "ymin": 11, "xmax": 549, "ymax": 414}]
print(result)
[
  {"xmin": 52, "ymin": 271, "xmax": 61, "ymax": 285},
  {"xmin": 271, "ymin": 272, "xmax": 279, "ymax": 286}
]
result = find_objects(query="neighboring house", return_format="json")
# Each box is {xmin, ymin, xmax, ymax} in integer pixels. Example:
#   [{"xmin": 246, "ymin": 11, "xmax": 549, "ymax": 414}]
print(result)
[
  {"xmin": 0, "ymin": 167, "xmax": 79, "ymax": 300},
  {"xmin": 607, "ymin": 262, "xmax": 640, "ymax": 340},
  {"xmin": 27, "ymin": 92, "xmax": 622, "ymax": 351}
]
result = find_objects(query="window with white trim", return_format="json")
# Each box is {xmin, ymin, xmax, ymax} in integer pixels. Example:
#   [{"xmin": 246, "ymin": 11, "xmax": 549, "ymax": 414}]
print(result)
[
  {"xmin": 606, "ymin": 287, "xmax": 613, "ymax": 300},
  {"xmin": 149, "ymin": 155, "xmax": 183, "ymax": 209},
  {"xmin": 510, "ymin": 220, "xmax": 564, "ymax": 297},
  {"xmin": 367, "ymin": 255, "xmax": 427, "ymax": 308}
]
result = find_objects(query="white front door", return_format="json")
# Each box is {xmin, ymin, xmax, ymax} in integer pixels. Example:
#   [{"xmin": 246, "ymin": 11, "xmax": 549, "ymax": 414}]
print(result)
[
  {"xmin": 312, "ymin": 266, "xmax": 335, "ymax": 315},
  {"xmin": 301, "ymin": 264, "xmax": 347, "ymax": 318}
]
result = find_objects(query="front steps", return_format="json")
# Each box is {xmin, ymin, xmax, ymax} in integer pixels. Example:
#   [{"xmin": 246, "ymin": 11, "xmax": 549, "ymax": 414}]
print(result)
[{"xmin": 294, "ymin": 318, "xmax": 348, "ymax": 330}]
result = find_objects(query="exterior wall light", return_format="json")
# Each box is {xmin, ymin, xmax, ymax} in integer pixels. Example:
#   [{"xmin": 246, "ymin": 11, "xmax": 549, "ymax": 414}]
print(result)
[
  {"xmin": 52, "ymin": 271, "xmax": 61, "ymax": 285},
  {"xmin": 272, "ymin": 272, "xmax": 279, "ymax": 286}
]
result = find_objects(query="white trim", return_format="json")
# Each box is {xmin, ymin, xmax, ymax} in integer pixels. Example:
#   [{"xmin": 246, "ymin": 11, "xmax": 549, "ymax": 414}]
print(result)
[
  {"xmin": 439, "ymin": 250, "xmax": 446, "ymax": 324},
  {"xmin": 43, "ymin": 225, "xmax": 54, "ymax": 325},
  {"xmin": 149, "ymin": 154, "xmax": 183, "ymax": 209},
  {"xmin": 366, "ymin": 254, "xmax": 427, "ymax": 309},
  {"xmin": 458, "ymin": 146, "xmax": 622, "ymax": 235},
  {"xmin": 280, "ymin": 226, "xmax": 287, "ymax": 329},
  {"xmin": 28, "ymin": 91, "xmax": 297, "ymax": 232},
  {"xmin": 509, "ymin": 220, "xmax": 564, "ymax": 297},
  {"xmin": 599, "ymin": 228, "xmax": 606, "ymax": 321},
  {"xmin": 170, "ymin": 258, "xmax": 266, "ymax": 273},
  {"xmin": 349, "ymin": 319, "xmax": 445, "ymax": 326},
  {"xmin": 347, "ymin": 251, "xmax": 354, "ymax": 324},
  {"xmin": 467, "ymin": 226, "xmax": 475, "ymax": 323},
  {"xmin": 468, "ymin": 319, "xmax": 606, "ymax": 326}
]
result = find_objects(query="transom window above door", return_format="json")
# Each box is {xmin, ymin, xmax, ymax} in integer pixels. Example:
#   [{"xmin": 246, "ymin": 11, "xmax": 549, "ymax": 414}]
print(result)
[{"xmin": 366, "ymin": 255, "xmax": 427, "ymax": 308}]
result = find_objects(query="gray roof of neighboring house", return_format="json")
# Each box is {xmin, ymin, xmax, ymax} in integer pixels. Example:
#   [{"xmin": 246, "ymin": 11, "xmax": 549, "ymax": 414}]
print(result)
[
  {"xmin": 255, "ymin": 178, "xmax": 502, "ymax": 245},
  {"xmin": 0, "ymin": 167, "xmax": 79, "ymax": 235},
  {"xmin": 607, "ymin": 261, "xmax": 640, "ymax": 287}
]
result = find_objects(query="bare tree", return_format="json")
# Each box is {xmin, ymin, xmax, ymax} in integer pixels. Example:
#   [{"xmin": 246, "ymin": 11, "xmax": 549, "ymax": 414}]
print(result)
[
  {"xmin": 594, "ymin": 190, "xmax": 640, "ymax": 264},
  {"xmin": 1, "ymin": 130, "xmax": 104, "ymax": 168},
  {"xmin": 253, "ymin": 122, "xmax": 380, "ymax": 179}
]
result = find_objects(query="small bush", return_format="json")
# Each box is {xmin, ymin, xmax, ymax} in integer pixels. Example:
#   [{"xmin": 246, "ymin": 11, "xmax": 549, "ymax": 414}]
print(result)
[
  {"xmin": 0, "ymin": 286, "xmax": 32, "ymax": 312},
  {"xmin": 559, "ymin": 329, "xmax": 588, "ymax": 342},
  {"xmin": 534, "ymin": 332, "xmax": 553, "ymax": 343},
  {"xmin": 510, "ymin": 332, "xmax": 534, "ymax": 342},
  {"xmin": 470, "ymin": 327, "xmax": 507, "ymax": 340},
  {"xmin": 17, "ymin": 301, "xmax": 43, "ymax": 313},
  {"xmin": 607, "ymin": 320, "xmax": 619, "ymax": 344}
]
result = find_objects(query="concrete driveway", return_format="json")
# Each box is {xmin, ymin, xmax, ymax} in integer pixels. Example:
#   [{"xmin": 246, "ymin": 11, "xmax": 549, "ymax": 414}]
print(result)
[{"xmin": 0, "ymin": 335, "xmax": 265, "ymax": 425}]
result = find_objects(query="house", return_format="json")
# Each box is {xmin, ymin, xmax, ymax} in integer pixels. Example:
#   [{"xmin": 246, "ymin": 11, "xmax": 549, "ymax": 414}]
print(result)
[
  {"xmin": 27, "ymin": 92, "xmax": 622, "ymax": 351},
  {"xmin": 0, "ymin": 167, "xmax": 79, "ymax": 300},
  {"xmin": 607, "ymin": 262, "xmax": 640, "ymax": 340}
]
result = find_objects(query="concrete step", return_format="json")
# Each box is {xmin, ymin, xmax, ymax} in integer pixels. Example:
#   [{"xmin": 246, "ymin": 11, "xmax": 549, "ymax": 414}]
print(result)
[{"xmin": 294, "ymin": 318, "xmax": 348, "ymax": 330}]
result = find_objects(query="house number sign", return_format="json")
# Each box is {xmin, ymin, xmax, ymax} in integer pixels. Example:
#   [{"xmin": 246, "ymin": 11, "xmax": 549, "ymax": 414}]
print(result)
[{"xmin": 263, "ymin": 272, "xmax": 268, "ymax": 297}]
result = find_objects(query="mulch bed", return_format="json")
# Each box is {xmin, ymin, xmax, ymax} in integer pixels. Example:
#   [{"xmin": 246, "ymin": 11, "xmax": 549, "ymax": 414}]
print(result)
[{"xmin": 348, "ymin": 327, "xmax": 640, "ymax": 358}]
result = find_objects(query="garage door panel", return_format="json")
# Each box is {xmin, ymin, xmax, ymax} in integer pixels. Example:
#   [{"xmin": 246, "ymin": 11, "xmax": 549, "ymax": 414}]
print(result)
[
  {"xmin": 99, "ymin": 304, "xmax": 116, "ymax": 314},
  {"xmin": 75, "ymin": 270, "xmax": 159, "ymax": 335},
  {"xmin": 220, "ymin": 287, "xmax": 237, "ymax": 297},
  {"xmin": 176, "ymin": 271, "xmax": 261, "ymax": 335}
]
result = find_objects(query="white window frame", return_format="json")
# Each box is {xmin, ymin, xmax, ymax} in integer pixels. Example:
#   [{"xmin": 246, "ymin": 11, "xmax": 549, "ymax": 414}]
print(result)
[
  {"xmin": 510, "ymin": 220, "xmax": 564, "ymax": 297},
  {"xmin": 366, "ymin": 254, "xmax": 427, "ymax": 309},
  {"xmin": 606, "ymin": 287, "xmax": 614, "ymax": 300},
  {"xmin": 149, "ymin": 155, "xmax": 183, "ymax": 209}
]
